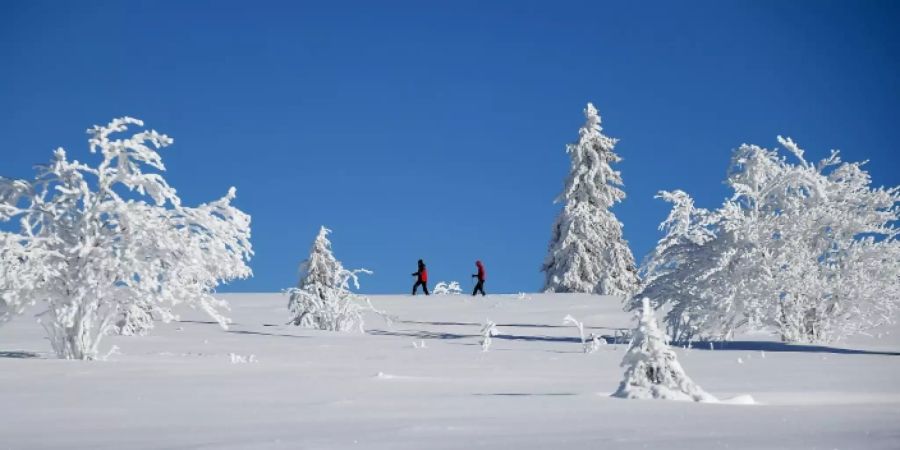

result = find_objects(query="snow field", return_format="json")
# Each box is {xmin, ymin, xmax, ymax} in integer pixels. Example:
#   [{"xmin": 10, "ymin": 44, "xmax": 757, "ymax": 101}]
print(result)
[{"xmin": 1, "ymin": 293, "xmax": 899, "ymax": 449}]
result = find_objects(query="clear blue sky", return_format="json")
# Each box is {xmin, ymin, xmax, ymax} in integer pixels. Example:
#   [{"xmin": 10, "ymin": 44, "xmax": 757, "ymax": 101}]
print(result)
[{"xmin": 2, "ymin": 1, "xmax": 898, "ymax": 294}]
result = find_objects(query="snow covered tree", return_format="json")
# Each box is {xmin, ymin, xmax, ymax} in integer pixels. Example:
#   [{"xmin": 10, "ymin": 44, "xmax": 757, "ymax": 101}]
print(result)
[
  {"xmin": 0, "ymin": 117, "xmax": 253, "ymax": 359},
  {"xmin": 286, "ymin": 226, "xmax": 386, "ymax": 332},
  {"xmin": 627, "ymin": 189, "xmax": 729, "ymax": 341},
  {"xmin": 0, "ymin": 232, "xmax": 56, "ymax": 324},
  {"xmin": 433, "ymin": 281, "xmax": 463, "ymax": 295},
  {"xmin": 635, "ymin": 190, "xmax": 715, "ymax": 294},
  {"xmin": 291, "ymin": 226, "xmax": 344, "ymax": 317},
  {"xmin": 636, "ymin": 137, "xmax": 900, "ymax": 344},
  {"xmin": 542, "ymin": 103, "xmax": 639, "ymax": 296},
  {"xmin": 614, "ymin": 299, "xmax": 716, "ymax": 402},
  {"xmin": 480, "ymin": 319, "xmax": 499, "ymax": 352},
  {"xmin": 563, "ymin": 314, "xmax": 604, "ymax": 353}
]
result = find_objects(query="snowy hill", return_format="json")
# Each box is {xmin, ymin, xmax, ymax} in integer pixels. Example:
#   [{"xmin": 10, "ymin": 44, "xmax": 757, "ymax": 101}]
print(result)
[{"xmin": 1, "ymin": 293, "xmax": 899, "ymax": 449}]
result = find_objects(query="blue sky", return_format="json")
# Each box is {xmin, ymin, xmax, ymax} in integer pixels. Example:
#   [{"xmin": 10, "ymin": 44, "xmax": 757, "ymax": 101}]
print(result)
[{"xmin": 2, "ymin": 1, "xmax": 898, "ymax": 294}]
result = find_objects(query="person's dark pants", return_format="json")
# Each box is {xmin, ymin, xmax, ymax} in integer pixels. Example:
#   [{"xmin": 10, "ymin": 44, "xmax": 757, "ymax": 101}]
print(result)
[
  {"xmin": 413, "ymin": 280, "xmax": 429, "ymax": 295},
  {"xmin": 473, "ymin": 280, "xmax": 486, "ymax": 296}
]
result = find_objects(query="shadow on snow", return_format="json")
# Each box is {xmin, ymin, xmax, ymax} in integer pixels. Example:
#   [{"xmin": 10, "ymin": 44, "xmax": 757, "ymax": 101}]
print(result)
[
  {"xmin": 368, "ymin": 329, "xmax": 476, "ymax": 340},
  {"xmin": 473, "ymin": 392, "xmax": 577, "ymax": 397},
  {"xmin": 369, "ymin": 328, "xmax": 624, "ymax": 345},
  {"xmin": 227, "ymin": 330, "xmax": 308, "ymax": 339},
  {"xmin": 370, "ymin": 327, "xmax": 898, "ymax": 356},
  {"xmin": 677, "ymin": 340, "xmax": 900, "ymax": 356},
  {"xmin": 0, "ymin": 350, "xmax": 41, "ymax": 359},
  {"xmin": 400, "ymin": 320, "xmax": 626, "ymax": 332}
]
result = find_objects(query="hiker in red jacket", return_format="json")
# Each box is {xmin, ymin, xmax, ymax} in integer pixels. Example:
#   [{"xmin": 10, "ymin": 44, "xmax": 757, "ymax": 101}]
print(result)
[
  {"xmin": 411, "ymin": 259, "xmax": 429, "ymax": 295},
  {"xmin": 471, "ymin": 260, "xmax": 486, "ymax": 296}
]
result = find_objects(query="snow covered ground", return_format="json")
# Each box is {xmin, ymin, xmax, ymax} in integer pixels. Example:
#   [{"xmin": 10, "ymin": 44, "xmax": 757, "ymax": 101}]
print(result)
[{"xmin": 1, "ymin": 293, "xmax": 899, "ymax": 449}]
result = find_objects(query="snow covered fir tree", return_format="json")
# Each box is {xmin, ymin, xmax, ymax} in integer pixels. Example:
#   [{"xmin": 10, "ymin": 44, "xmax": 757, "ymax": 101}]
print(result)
[
  {"xmin": 614, "ymin": 299, "xmax": 716, "ymax": 402},
  {"xmin": 288, "ymin": 225, "xmax": 345, "ymax": 328},
  {"xmin": 0, "ymin": 117, "xmax": 253, "ymax": 360},
  {"xmin": 542, "ymin": 103, "xmax": 639, "ymax": 296},
  {"xmin": 286, "ymin": 226, "xmax": 385, "ymax": 332}
]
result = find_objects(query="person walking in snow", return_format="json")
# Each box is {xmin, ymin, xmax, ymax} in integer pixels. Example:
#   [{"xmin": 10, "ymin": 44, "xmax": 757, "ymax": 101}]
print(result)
[
  {"xmin": 411, "ymin": 259, "xmax": 429, "ymax": 296},
  {"xmin": 471, "ymin": 260, "xmax": 486, "ymax": 296}
]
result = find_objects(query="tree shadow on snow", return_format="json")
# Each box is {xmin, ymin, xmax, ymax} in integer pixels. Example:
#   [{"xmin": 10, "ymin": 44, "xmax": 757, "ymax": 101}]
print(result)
[
  {"xmin": 401, "ymin": 320, "xmax": 624, "ymax": 332},
  {"xmin": 368, "ymin": 329, "xmax": 476, "ymax": 340},
  {"xmin": 499, "ymin": 323, "xmax": 625, "ymax": 331},
  {"xmin": 178, "ymin": 319, "xmax": 233, "ymax": 326},
  {"xmin": 497, "ymin": 334, "xmax": 628, "ymax": 345},
  {"xmin": 227, "ymin": 330, "xmax": 307, "ymax": 339},
  {"xmin": 400, "ymin": 320, "xmax": 481, "ymax": 327},
  {"xmin": 0, "ymin": 350, "xmax": 41, "ymax": 359},
  {"xmin": 371, "ymin": 329, "xmax": 592, "ymax": 343},
  {"xmin": 679, "ymin": 340, "xmax": 900, "ymax": 356},
  {"xmin": 473, "ymin": 392, "xmax": 577, "ymax": 397},
  {"xmin": 496, "ymin": 334, "xmax": 582, "ymax": 344},
  {"xmin": 401, "ymin": 319, "xmax": 569, "ymax": 329},
  {"xmin": 370, "ymin": 329, "xmax": 626, "ymax": 346}
]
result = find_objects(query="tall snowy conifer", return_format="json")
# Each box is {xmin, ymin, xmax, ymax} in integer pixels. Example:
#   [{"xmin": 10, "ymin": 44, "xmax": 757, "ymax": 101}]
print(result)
[{"xmin": 542, "ymin": 103, "xmax": 638, "ymax": 296}]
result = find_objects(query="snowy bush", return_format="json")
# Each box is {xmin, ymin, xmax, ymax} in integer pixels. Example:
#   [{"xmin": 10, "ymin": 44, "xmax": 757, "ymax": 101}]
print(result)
[
  {"xmin": 286, "ymin": 226, "xmax": 389, "ymax": 332},
  {"xmin": 115, "ymin": 304, "xmax": 156, "ymax": 336},
  {"xmin": 228, "ymin": 353, "xmax": 257, "ymax": 364},
  {"xmin": 433, "ymin": 281, "xmax": 463, "ymax": 295},
  {"xmin": 0, "ymin": 117, "xmax": 253, "ymax": 360},
  {"xmin": 563, "ymin": 314, "xmax": 602, "ymax": 353},
  {"xmin": 613, "ymin": 299, "xmax": 716, "ymax": 402},
  {"xmin": 480, "ymin": 319, "xmax": 499, "ymax": 352},
  {"xmin": 635, "ymin": 137, "xmax": 900, "ymax": 344},
  {"xmin": 0, "ymin": 233, "xmax": 55, "ymax": 324},
  {"xmin": 542, "ymin": 103, "xmax": 639, "ymax": 296},
  {"xmin": 586, "ymin": 333, "xmax": 605, "ymax": 352}
]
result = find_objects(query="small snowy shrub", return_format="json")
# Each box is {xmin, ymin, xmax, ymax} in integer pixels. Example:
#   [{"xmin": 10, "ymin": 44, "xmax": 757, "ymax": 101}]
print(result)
[
  {"xmin": 563, "ymin": 314, "xmax": 601, "ymax": 353},
  {"xmin": 586, "ymin": 333, "xmax": 605, "ymax": 352},
  {"xmin": 0, "ymin": 117, "xmax": 253, "ymax": 360},
  {"xmin": 0, "ymin": 234, "xmax": 54, "ymax": 324},
  {"xmin": 229, "ymin": 353, "xmax": 257, "ymax": 364},
  {"xmin": 433, "ymin": 281, "xmax": 463, "ymax": 295},
  {"xmin": 480, "ymin": 319, "xmax": 499, "ymax": 352},
  {"xmin": 286, "ymin": 226, "xmax": 389, "ymax": 332},
  {"xmin": 115, "ymin": 304, "xmax": 156, "ymax": 336},
  {"xmin": 613, "ymin": 299, "xmax": 716, "ymax": 402}
]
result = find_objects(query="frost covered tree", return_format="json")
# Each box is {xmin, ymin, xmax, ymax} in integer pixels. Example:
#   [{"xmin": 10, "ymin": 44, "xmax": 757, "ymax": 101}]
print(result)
[
  {"xmin": 637, "ymin": 190, "xmax": 715, "ymax": 292},
  {"xmin": 433, "ymin": 281, "xmax": 463, "ymax": 295},
  {"xmin": 542, "ymin": 103, "xmax": 639, "ymax": 296},
  {"xmin": 291, "ymin": 226, "xmax": 345, "ymax": 317},
  {"xmin": 636, "ymin": 137, "xmax": 900, "ymax": 344},
  {"xmin": 627, "ymin": 189, "xmax": 727, "ymax": 341},
  {"xmin": 286, "ymin": 226, "xmax": 386, "ymax": 332},
  {"xmin": 0, "ymin": 117, "xmax": 253, "ymax": 359},
  {"xmin": 614, "ymin": 299, "xmax": 716, "ymax": 402},
  {"xmin": 480, "ymin": 319, "xmax": 499, "ymax": 352},
  {"xmin": 0, "ymin": 233, "xmax": 55, "ymax": 324},
  {"xmin": 563, "ymin": 314, "xmax": 604, "ymax": 353}
]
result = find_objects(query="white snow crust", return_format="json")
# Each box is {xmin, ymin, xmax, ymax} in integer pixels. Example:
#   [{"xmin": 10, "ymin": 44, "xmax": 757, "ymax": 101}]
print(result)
[{"xmin": 1, "ymin": 293, "xmax": 898, "ymax": 449}]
